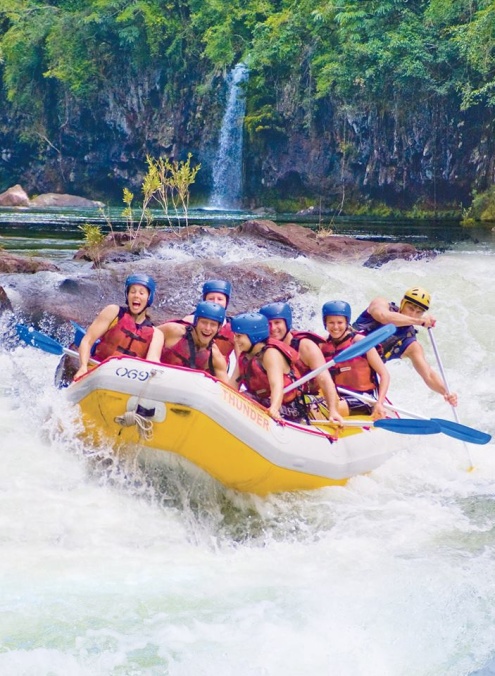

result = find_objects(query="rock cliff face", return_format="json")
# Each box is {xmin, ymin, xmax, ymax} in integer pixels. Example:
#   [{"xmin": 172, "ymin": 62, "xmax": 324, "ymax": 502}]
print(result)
[
  {"xmin": 0, "ymin": 71, "xmax": 493, "ymax": 209},
  {"xmin": 244, "ymin": 92, "xmax": 495, "ymax": 208}
]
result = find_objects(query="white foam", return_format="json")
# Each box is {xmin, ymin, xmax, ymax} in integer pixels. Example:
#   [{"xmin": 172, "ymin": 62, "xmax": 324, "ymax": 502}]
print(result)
[{"xmin": 0, "ymin": 242, "xmax": 494, "ymax": 674}]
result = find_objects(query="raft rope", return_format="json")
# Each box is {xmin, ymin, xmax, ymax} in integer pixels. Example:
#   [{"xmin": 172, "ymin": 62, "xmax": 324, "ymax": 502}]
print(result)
[
  {"xmin": 114, "ymin": 368, "xmax": 160, "ymax": 440},
  {"xmin": 114, "ymin": 410, "xmax": 154, "ymax": 440}
]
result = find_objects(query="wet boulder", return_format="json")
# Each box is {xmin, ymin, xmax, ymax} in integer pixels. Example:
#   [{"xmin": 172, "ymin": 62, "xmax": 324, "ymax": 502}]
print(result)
[
  {"xmin": 363, "ymin": 243, "xmax": 434, "ymax": 268},
  {"xmin": 0, "ymin": 285, "xmax": 13, "ymax": 314},
  {"xmin": 237, "ymin": 219, "xmax": 428, "ymax": 266},
  {"xmin": 7, "ymin": 257, "xmax": 307, "ymax": 329},
  {"xmin": 237, "ymin": 219, "xmax": 375, "ymax": 261},
  {"xmin": 0, "ymin": 251, "xmax": 59, "ymax": 273}
]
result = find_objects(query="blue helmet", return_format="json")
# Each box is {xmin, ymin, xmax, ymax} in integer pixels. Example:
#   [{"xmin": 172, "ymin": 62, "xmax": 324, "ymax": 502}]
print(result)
[
  {"xmin": 231, "ymin": 312, "xmax": 269, "ymax": 346},
  {"xmin": 193, "ymin": 301, "xmax": 226, "ymax": 326},
  {"xmin": 125, "ymin": 274, "xmax": 156, "ymax": 307},
  {"xmin": 259, "ymin": 302, "xmax": 293, "ymax": 331},
  {"xmin": 322, "ymin": 300, "xmax": 351, "ymax": 327},
  {"xmin": 202, "ymin": 280, "xmax": 232, "ymax": 305}
]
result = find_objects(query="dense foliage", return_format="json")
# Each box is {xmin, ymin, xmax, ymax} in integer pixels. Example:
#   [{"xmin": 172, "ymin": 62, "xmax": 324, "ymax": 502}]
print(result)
[
  {"xmin": 2, "ymin": 1, "xmax": 493, "ymax": 114},
  {"xmin": 0, "ymin": 0, "xmax": 494, "ymax": 208}
]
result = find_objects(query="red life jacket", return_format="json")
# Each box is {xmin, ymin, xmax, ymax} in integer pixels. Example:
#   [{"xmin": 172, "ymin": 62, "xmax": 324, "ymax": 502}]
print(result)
[
  {"xmin": 215, "ymin": 319, "xmax": 235, "ymax": 359},
  {"xmin": 160, "ymin": 325, "xmax": 215, "ymax": 375},
  {"xmin": 237, "ymin": 338, "xmax": 301, "ymax": 404},
  {"xmin": 290, "ymin": 330, "xmax": 325, "ymax": 395},
  {"xmin": 93, "ymin": 307, "xmax": 154, "ymax": 361},
  {"xmin": 321, "ymin": 330, "xmax": 376, "ymax": 392}
]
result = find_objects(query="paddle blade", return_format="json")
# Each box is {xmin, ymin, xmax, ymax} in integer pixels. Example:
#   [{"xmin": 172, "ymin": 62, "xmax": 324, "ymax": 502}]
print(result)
[
  {"xmin": 16, "ymin": 324, "xmax": 65, "ymax": 356},
  {"xmin": 432, "ymin": 419, "xmax": 492, "ymax": 445},
  {"xmin": 333, "ymin": 324, "xmax": 396, "ymax": 363},
  {"xmin": 374, "ymin": 418, "xmax": 441, "ymax": 435}
]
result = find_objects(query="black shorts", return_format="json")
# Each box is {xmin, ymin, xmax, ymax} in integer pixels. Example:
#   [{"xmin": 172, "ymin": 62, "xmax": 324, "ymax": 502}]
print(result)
[
  {"xmin": 340, "ymin": 393, "xmax": 374, "ymax": 416},
  {"xmin": 256, "ymin": 396, "xmax": 307, "ymax": 423}
]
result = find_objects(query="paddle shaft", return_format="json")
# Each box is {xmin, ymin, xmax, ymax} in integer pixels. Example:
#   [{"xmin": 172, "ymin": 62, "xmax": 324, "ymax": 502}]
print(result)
[
  {"xmin": 309, "ymin": 419, "xmax": 400, "ymax": 429},
  {"xmin": 310, "ymin": 419, "xmax": 375, "ymax": 427},
  {"xmin": 427, "ymin": 328, "xmax": 460, "ymax": 423},
  {"xmin": 282, "ymin": 323, "xmax": 396, "ymax": 395},
  {"xmin": 428, "ymin": 328, "xmax": 473, "ymax": 467},
  {"xmin": 337, "ymin": 387, "xmax": 421, "ymax": 419},
  {"xmin": 309, "ymin": 417, "xmax": 441, "ymax": 435},
  {"xmin": 64, "ymin": 347, "xmax": 99, "ymax": 366},
  {"xmin": 337, "ymin": 387, "xmax": 491, "ymax": 445}
]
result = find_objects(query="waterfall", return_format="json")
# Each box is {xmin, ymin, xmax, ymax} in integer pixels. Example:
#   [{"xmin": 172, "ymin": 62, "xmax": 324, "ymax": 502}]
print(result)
[{"xmin": 210, "ymin": 63, "xmax": 249, "ymax": 209}]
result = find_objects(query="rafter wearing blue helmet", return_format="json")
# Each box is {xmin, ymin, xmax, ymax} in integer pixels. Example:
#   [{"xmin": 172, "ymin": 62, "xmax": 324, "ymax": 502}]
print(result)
[
  {"xmin": 259, "ymin": 302, "xmax": 343, "ymax": 424},
  {"xmin": 73, "ymin": 273, "xmax": 161, "ymax": 381},
  {"xmin": 321, "ymin": 299, "xmax": 390, "ymax": 420},
  {"xmin": 321, "ymin": 300, "xmax": 351, "ymax": 327},
  {"xmin": 230, "ymin": 312, "xmax": 306, "ymax": 422},
  {"xmin": 259, "ymin": 302, "xmax": 292, "ymax": 339},
  {"xmin": 202, "ymin": 279, "xmax": 232, "ymax": 308},
  {"xmin": 125, "ymin": 274, "xmax": 156, "ymax": 307},
  {"xmin": 154, "ymin": 301, "xmax": 230, "ymax": 385}
]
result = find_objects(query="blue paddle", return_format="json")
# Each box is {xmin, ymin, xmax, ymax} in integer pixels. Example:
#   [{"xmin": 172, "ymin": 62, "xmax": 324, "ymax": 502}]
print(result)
[
  {"xmin": 16, "ymin": 324, "xmax": 98, "ymax": 364},
  {"xmin": 337, "ymin": 387, "xmax": 492, "ymax": 446},
  {"xmin": 373, "ymin": 418, "xmax": 441, "ymax": 435},
  {"xmin": 283, "ymin": 323, "xmax": 396, "ymax": 395},
  {"xmin": 430, "ymin": 418, "xmax": 491, "ymax": 446},
  {"xmin": 311, "ymin": 417, "xmax": 441, "ymax": 435}
]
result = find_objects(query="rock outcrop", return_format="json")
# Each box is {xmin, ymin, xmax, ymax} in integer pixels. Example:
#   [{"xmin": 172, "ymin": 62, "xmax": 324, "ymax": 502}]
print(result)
[
  {"xmin": 0, "ymin": 251, "xmax": 60, "ymax": 274},
  {"xmin": 30, "ymin": 193, "xmax": 105, "ymax": 208},
  {"xmin": 235, "ymin": 220, "xmax": 430, "ymax": 265},
  {"xmin": 0, "ymin": 184, "xmax": 30, "ymax": 207},
  {"xmin": 0, "ymin": 185, "xmax": 105, "ymax": 209},
  {"xmin": 0, "ymin": 219, "xmax": 432, "ymax": 330},
  {"xmin": 74, "ymin": 220, "xmax": 430, "ymax": 268},
  {"xmin": 4, "ymin": 261, "xmax": 306, "ymax": 328}
]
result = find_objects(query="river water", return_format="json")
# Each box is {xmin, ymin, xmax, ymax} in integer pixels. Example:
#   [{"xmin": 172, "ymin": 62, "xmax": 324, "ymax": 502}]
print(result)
[{"xmin": 0, "ymin": 212, "xmax": 494, "ymax": 675}]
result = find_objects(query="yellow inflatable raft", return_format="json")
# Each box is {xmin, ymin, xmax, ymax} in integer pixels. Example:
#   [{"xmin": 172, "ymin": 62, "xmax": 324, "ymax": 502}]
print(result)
[{"xmin": 67, "ymin": 356, "xmax": 403, "ymax": 495}]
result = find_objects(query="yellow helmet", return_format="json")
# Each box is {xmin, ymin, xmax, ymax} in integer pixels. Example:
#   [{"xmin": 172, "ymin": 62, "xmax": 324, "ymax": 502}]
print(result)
[{"xmin": 400, "ymin": 286, "xmax": 431, "ymax": 312}]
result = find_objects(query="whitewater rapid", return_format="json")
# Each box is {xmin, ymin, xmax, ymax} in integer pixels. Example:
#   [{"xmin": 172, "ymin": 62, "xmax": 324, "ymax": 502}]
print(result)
[{"xmin": 1, "ymin": 236, "xmax": 494, "ymax": 675}]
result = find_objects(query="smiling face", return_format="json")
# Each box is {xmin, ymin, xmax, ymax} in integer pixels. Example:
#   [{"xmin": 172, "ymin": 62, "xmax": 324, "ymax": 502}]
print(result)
[
  {"xmin": 267, "ymin": 318, "xmax": 288, "ymax": 341},
  {"xmin": 400, "ymin": 301, "xmax": 425, "ymax": 319},
  {"xmin": 233, "ymin": 333, "xmax": 252, "ymax": 353},
  {"xmin": 324, "ymin": 315, "xmax": 348, "ymax": 340},
  {"xmin": 127, "ymin": 284, "xmax": 150, "ymax": 316},
  {"xmin": 204, "ymin": 291, "xmax": 228, "ymax": 309},
  {"xmin": 194, "ymin": 317, "xmax": 220, "ymax": 347}
]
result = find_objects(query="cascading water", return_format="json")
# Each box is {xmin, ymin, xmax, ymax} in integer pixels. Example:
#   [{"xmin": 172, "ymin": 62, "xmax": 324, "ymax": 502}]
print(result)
[{"xmin": 210, "ymin": 63, "xmax": 249, "ymax": 209}]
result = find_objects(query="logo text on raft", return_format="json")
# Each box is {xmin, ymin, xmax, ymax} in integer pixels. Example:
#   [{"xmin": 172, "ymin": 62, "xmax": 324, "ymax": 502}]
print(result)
[
  {"xmin": 115, "ymin": 367, "xmax": 150, "ymax": 382},
  {"xmin": 221, "ymin": 388, "xmax": 270, "ymax": 431}
]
